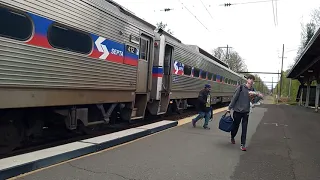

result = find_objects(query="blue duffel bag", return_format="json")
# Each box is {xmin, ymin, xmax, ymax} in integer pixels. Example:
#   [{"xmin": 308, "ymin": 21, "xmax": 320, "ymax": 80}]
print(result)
[{"xmin": 219, "ymin": 112, "xmax": 234, "ymax": 132}]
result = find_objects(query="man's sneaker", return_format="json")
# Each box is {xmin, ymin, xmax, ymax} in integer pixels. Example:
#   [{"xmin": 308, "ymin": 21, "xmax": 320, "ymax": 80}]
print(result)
[
  {"xmin": 203, "ymin": 126, "xmax": 210, "ymax": 130},
  {"xmin": 231, "ymin": 138, "xmax": 235, "ymax": 144},
  {"xmin": 192, "ymin": 119, "xmax": 196, "ymax": 128},
  {"xmin": 240, "ymin": 145, "xmax": 247, "ymax": 151}
]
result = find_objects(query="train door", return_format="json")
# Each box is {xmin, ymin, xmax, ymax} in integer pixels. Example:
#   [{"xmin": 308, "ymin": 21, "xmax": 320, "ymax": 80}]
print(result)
[
  {"xmin": 131, "ymin": 34, "xmax": 152, "ymax": 120},
  {"xmin": 163, "ymin": 44, "xmax": 173, "ymax": 91},
  {"xmin": 136, "ymin": 35, "xmax": 151, "ymax": 93},
  {"xmin": 158, "ymin": 44, "xmax": 173, "ymax": 113}
]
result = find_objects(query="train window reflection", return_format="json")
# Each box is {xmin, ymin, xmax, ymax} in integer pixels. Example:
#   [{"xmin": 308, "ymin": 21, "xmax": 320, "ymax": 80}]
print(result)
[
  {"xmin": 0, "ymin": 7, "xmax": 32, "ymax": 41},
  {"xmin": 184, "ymin": 65, "xmax": 192, "ymax": 76},
  {"xmin": 48, "ymin": 23, "xmax": 92, "ymax": 54},
  {"xmin": 200, "ymin": 70, "xmax": 207, "ymax": 79},
  {"xmin": 193, "ymin": 68, "xmax": 200, "ymax": 77}
]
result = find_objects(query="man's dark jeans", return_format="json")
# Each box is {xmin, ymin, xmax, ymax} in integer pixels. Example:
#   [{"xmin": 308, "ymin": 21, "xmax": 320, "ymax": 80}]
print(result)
[
  {"xmin": 231, "ymin": 111, "xmax": 249, "ymax": 145},
  {"xmin": 193, "ymin": 111, "xmax": 210, "ymax": 128}
]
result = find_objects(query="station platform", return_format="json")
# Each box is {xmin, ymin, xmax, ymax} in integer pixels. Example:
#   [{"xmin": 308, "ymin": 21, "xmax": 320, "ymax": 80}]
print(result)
[{"xmin": 9, "ymin": 104, "xmax": 320, "ymax": 180}]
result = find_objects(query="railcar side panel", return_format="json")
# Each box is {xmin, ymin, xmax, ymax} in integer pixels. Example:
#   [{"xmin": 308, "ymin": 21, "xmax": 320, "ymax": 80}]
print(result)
[{"xmin": 0, "ymin": 1, "xmax": 154, "ymax": 108}]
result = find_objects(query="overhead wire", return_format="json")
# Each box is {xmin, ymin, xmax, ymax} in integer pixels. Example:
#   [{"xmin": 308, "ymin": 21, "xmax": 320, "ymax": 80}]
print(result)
[
  {"xmin": 275, "ymin": 0, "xmax": 278, "ymax": 25},
  {"xmin": 177, "ymin": 0, "xmax": 210, "ymax": 32},
  {"xmin": 220, "ymin": 0, "xmax": 280, "ymax": 6},
  {"xmin": 199, "ymin": 0, "xmax": 214, "ymax": 21},
  {"xmin": 271, "ymin": 0, "xmax": 277, "ymax": 26}
]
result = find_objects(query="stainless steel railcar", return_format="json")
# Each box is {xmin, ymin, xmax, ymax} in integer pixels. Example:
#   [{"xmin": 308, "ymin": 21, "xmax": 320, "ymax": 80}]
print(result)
[
  {"xmin": 147, "ymin": 30, "xmax": 246, "ymax": 115},
  {"xmin": 0, "ymin": 0, "xmax": 158, "ymax": 153},
  {"xmin": 0, "ymin": 0, "xmax": 245, "ymax": 154}
]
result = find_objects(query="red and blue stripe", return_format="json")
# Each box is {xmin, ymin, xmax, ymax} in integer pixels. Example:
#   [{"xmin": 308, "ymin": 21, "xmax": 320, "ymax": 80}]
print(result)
[
  {"xmin": 124, "ymin": 49, "xmax": 138, "ymax": 66},
  {"xmin": 21, "ymin": 11, "xmax": 138, "ymax": 67},
  {"xmin": 26, "ymin": 13, "xmax": 52, "ymax": 48},
  {"xmin": 216, "ymin": 75, "xmax": 221, "ymax": 82},
  {"xmin": 89, "ymin": 34, "xmax": 126, "ymax": 64},
  {"xmin": 152, "ymin": 67, "xmax": 163, "ymax": 77}
]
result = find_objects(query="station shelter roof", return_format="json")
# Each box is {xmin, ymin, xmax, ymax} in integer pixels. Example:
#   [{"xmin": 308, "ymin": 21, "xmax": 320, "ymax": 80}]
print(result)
[{"xmin": 287, "ymin": 27, "xmax": 320, "ymax": 82}]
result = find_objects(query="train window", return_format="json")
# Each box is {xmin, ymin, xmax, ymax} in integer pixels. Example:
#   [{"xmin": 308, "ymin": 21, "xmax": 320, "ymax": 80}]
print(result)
[
  {"xmin": 164, "ymin": 45, "xmax": 172, "ymax": 75},
  {"xmin": 0, "ymin": 7, "xmax": 32, "ymax": 41},
  {"xmin": 139, "ymin": 37, "xmax": 149, "ymax": 61},
  {"xmin": 193, "ymin": 68, "xmax": 200, "ymax": 77},
  {"xmin": 225, "ymin": 78, "xmax": 229, "ymax": 84},
  {"xmin": 184, "ymin": 65, "xmax": 192, "ymax": 75},
  {"xmin": 48, "ymin": 23, "xmax": 92, "ymax": 54},
  {"xmin": 207, "ymin": 72, "xmax": 213, "ymax": 80},
  {"xmin": 212, "ymin": 74, "xmax": 216, "ymax": 81},
  {"xmin": 200, "ymin": 70, "xmax": 207, "ymax": 79}
]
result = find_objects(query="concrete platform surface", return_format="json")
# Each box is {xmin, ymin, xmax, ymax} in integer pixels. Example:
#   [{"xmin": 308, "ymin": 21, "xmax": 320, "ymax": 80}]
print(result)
[
  {"xmin": 1, "ymin": 121, "xmax": 177, "ymax": 180},
  {"xmin": 12, "ymin": 105, "xmax": 320, "ymax": 180}
]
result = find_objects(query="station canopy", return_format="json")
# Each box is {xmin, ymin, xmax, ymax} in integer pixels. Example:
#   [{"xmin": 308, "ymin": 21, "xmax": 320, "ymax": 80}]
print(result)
[{"xmin": 287, "ymin": 27, "xmax": 320, "ymax": 82}]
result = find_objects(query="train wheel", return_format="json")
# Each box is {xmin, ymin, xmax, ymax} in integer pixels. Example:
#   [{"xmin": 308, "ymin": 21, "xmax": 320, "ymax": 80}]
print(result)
[{"xmin": 0, "ymin": 123, "xmax": 21, "ymax": 155}]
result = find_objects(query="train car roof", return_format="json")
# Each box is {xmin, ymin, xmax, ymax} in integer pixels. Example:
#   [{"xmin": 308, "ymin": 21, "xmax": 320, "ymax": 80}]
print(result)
[
  {"xmin": 186, "ymin": 45, "xmax": 243, "ymax": 77},
  {"xmin": 197, "ymin": 47, "xmax": 229, "ymax": 68},
  {"xmin": 96, "ymin": 0, "xmax": 156, "ymax": 34},
  {"xmin": 105, "ymin": 0, "xmax": 156, "ymax": 29},
  {"xmin": 156, "ymin": 31, "xmax": 243, "ymax": 78}
]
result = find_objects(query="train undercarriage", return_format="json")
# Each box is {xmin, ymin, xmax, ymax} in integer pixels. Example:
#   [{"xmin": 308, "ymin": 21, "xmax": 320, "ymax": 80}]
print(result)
[
  {"xmin": 0, "ymin": 103, "xmax": 131, "ymax": 155},
  {"xmin": 0, "ymin": 96, "xmax": 230, "ymax": 155}
]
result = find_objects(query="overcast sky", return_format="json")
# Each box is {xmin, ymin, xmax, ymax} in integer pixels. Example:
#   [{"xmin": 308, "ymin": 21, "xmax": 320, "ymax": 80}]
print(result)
[{"xmin": 114, "ymin": 0, "xmax": 320, "ymax": 89}]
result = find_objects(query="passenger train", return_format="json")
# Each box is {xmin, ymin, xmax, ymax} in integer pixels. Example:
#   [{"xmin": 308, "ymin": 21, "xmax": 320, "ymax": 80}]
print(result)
[{"xmin": 0, "ymin": 0, "xmax": 246, "ymax": 153}]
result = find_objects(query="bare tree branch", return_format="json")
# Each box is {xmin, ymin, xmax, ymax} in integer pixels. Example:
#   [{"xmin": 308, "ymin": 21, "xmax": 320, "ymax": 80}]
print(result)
[
  {"xmin": 156, "ymin": 21, "xmax": 174, "ymax": 35},
  {"xmin": 211, "ymin": 48, "xmax": 248, "ymax": 72}
]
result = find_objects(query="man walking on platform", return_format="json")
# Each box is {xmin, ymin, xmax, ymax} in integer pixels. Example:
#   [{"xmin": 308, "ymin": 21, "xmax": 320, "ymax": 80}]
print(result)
[
  {"xmin": 227, "ymin": 75, "xmax": 257, "ymax": 151},
  {"xmin": 192, "ymin": 84, "xmax": 212, "ymax": 130}
]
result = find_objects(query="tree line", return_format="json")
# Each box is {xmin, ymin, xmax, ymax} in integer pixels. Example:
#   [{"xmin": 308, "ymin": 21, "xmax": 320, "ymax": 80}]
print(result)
[{"xmin": 273, "ymin": 7, "xmax": 320, "ymax": 102}]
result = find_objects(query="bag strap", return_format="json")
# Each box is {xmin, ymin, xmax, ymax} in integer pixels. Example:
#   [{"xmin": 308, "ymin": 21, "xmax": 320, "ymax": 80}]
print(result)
[{"xmin": 223, "ymin": 111, "xmax": 231, "ymax": 117}]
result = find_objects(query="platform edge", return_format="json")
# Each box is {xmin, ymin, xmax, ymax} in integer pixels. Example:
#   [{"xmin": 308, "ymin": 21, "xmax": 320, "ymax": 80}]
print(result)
[{"xmin": 0, "ymin": 121, "xmax": 179, "ymax": 180}]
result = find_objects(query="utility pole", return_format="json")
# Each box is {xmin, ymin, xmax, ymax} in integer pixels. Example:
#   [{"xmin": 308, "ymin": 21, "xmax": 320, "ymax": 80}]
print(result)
[
  {"xmin": 272, "ymin": 77, "xmax": 274, "ymax": 93},
  {"xmin": 279, "ymin": 44, "xmax": 286, "ymax": 98},
  {"xmin": 288, "ymin": 78, "xmax": 292, "ymax": 98},
  {"xmin": 259, "ymin": 80, "xmax": 261, "ymax": 91},
  {"xmin": 218, "ymin": 45, "xmax": 232, "ymax": 59},
  {"xmin": 277, "ymin": 70, "xmax": 280, "ymax": 103}
]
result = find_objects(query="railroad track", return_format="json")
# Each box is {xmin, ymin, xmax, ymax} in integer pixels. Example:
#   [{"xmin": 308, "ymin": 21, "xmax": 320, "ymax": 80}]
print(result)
[{"xmin": 0, "ymin": 104, "xmax": 226, "ymax": 159}]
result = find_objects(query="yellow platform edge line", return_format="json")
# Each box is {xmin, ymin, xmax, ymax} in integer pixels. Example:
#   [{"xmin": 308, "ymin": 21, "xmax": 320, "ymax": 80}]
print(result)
[
  {"xmin": 9, "ymin": 106, "xmax": 228, "ymax": 179},
  {"xmin": 178, "ymin": 107, "xmax": 228, "ymax": 126}
]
